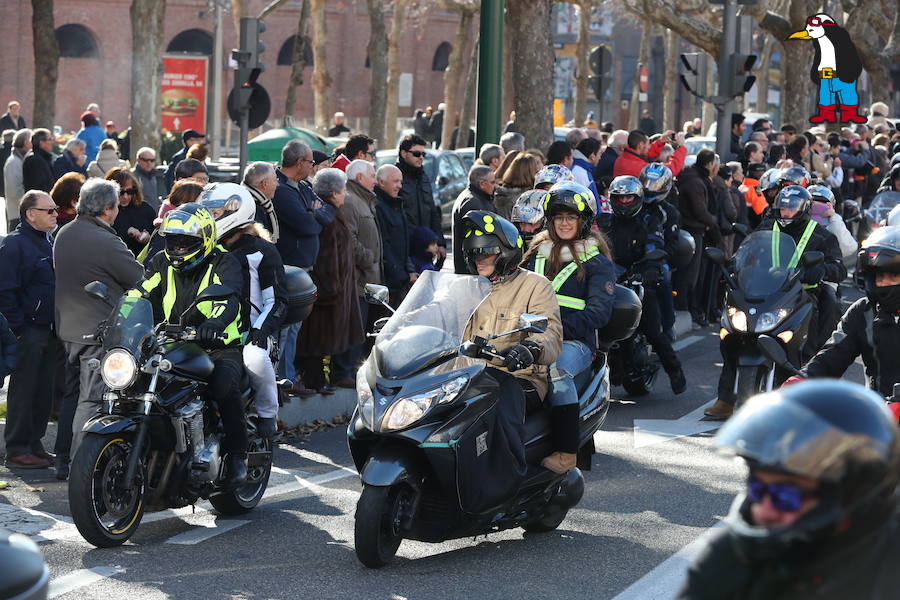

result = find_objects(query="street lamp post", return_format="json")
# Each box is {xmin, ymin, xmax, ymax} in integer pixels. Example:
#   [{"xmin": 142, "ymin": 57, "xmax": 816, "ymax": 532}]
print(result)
[
  {"xmin": 475, "ymin": 0, "xmax": 504, "ymax": 150},
  {"xmin": 715, "ymin": 0, "xmax": 737, "ymax": 162}
]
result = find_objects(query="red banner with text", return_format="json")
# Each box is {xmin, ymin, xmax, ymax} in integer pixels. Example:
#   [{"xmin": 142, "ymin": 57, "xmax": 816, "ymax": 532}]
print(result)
[{"xmin": 161, "ymin": 55, "xmax": 208, "ymax": 133}]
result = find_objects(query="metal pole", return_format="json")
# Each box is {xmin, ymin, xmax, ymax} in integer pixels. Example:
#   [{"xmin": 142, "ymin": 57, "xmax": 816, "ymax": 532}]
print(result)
[
  {"xmin": 211, "ymin": 0, "xmax": 224, "ymax": 161},
  {"xmin": 475, "ymin": 0, "xmax": 504, "ymax": 149},
  {"xmin": 715, "ymin": 0, "xmax": 736, "ymax": 162},
  {"xmin": 239, "ymin": 109, "xmax": 249, "ymax": 177}
]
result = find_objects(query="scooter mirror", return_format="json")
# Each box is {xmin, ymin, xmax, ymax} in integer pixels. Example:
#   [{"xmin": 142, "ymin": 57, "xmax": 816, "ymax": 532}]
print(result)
[
  {"xmin": 757, "ymin": 335, "xmax": 800, "ymax": 375},
  {"xmin": 704, "ymin": 247, "xmax": 726, "ymax": 265},
  {"xmin": 518, "ymin": 313, "xmax": 548, "ymax": 333},
  {"xmin": 801, "ymin": 251, "xmax": 824, "ymax": 268},
  {"xmin": 459, "ymin": 341, "xmax": 481, "ymax": 358},
  {"xmin": 84, "ymin": 281, "xmax": 113, "ymax": 307},
  {"xmin": 364, "ymin": 284, "xmax": 390, "ymax": 305}
]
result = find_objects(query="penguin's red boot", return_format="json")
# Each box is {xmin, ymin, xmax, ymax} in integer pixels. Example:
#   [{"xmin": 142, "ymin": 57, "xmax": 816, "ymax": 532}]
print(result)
[
  {"xmin": 809, "ymin": 104, "xmax": 837, "ymax": 124},
  {"xmin": 840, "ymin": 105, "xmax": 867, "ymax": 123}
]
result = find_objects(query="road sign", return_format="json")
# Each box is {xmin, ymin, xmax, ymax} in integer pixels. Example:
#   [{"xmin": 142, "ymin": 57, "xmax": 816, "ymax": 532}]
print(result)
[{"xmin": 639, "ymin": 64, "xmax": 649, "ymax": 93}]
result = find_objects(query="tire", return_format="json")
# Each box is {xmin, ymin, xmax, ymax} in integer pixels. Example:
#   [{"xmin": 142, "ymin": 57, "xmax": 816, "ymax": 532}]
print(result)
[
  {"xmin": 68, "ymin": 434, "xmax": 144, "ymax": 548},
  {"xmin": 354, "ymin": 484, "xmax": 414, "ymax": 568},
  {"xmin": 210, "ymin": 436, "xmax": 273, "ymax": 515},
  {"xmin": 623, "ymin": 363, "xmax": 659, "ymax": 397},
  {"xmin": 734, "ymin": 365, "xmax": 764, "ymax": 411},
  {"xmin": 522, "ymin": 506, "xmax": 568, "ymax": 533}
]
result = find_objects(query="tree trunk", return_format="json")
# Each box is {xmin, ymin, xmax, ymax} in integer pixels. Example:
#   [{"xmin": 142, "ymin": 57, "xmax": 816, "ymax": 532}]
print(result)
[
  {"xmin": 507, "ymin": 0, "xmax": 554, "ymax": 150},
  {"xmin": 384, "ymin": 0, "xmax": 408, "ymax": 148},
  {"xmin": 755, "ymin": 37, "xmax": 772, "ymax": 114},
  {"xmin": 130, "ymin": 0, "xmax": 166, "ymax": 159},
  {"xmin": 628, "ymin": 17, "xmax": 651, "ymax": 131},
  {"xmin": 441, "ymin": 9, "xmax": 475, "ymax": 149},
  {"xmin": 573, "ymin": 0, "xmax": 591, "ymax": 127},
  {"xmin": 457, "ymin": 34, "xmax": 479, "ymax": 149},
  {"xmin": 310, "ymin": 0, "xmax": 331, "ymax": 134},
  {"xmin": 31, "ymin": 0, "xmax": 59, "ymax": 130},
  {"xmin": 663, "ymin": 29, "xmax": 678, "ymax": 131},
  {"xmin": 366, "ymin": 0, "xmax": 389, "ymax": 146},
  {"xmin": 284, "ymin": 0, "xmax": 311, "ymax": 125}
]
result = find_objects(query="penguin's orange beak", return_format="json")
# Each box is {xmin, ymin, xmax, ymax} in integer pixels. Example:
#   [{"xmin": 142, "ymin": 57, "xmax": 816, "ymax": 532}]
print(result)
[{"xmin": 789, "ymin": 30, "xmax": 812, "ymax": 39}]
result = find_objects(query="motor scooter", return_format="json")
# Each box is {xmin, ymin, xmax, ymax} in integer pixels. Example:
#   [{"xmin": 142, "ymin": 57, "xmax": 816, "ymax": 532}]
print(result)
[{"xmin": 347, "ymin": 270, "xmax": 640, "ymax": 567}]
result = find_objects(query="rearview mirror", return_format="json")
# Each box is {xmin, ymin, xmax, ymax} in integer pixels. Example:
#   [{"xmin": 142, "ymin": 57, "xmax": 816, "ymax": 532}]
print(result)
[
  {"xmin": 757, "ymin": 335, "xmax": 801, "ymax": 376},
  {"xmin": 518, "ymin": 313, "xmax": 548, "ymax": 333},
  {"xmin": 704, "ymin": 247, "xmax": 726, "ymax": 265},
  {"xmin": 801, "ymin": 251, "xmax": 824, "ymax": 268},
  {"xmin": 364, "ymin": 284, "xmax": 390, "ymax": 305},
  {"xmin": 84, "ymin": 281, "xmax": 113, "ymax": 307}
]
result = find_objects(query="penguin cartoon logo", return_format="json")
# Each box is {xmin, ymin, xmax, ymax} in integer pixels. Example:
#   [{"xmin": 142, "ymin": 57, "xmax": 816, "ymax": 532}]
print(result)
[{"xmin": 788, "ymin": 14, "xmax": 865, "ymax": 124}]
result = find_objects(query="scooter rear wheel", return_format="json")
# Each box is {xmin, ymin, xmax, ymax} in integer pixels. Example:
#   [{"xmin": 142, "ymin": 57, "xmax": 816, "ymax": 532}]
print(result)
[{"xmin": 354, "ymin": 484, "xmax": 412, "ymax": 568}]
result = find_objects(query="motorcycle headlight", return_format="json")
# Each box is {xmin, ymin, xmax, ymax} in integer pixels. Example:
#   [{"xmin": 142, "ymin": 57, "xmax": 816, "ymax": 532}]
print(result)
[
  {"xmin": 357, "ymin": 369, "xmax": 374, "ymax": 429},
  {"xmin": 727, "ymin": 306, "xmax": 748, "ymax": 332},
  {"xmin": 754, "ymin": 309, "xmax": 790, "ymax": 332},
  {"xmin": 381, "ymin": 375, "xmax": 468, "ymax": 432},
  {"xmin": 101, "ymin": 349, "xmax": 138, "ymax": 390}
]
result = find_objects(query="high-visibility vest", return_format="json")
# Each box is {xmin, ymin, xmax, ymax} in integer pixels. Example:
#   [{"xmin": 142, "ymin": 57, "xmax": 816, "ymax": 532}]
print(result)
[
  {"xmin": 772, "ymin": 220, "xmax": 818, "ymax": 290},
  {"xmin": 534, "ymin": 248, "xmax": 601, "ymax": 310}
]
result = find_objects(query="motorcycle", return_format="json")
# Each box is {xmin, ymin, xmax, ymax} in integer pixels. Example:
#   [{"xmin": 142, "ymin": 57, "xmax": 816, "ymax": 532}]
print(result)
[
  {"xmin": 706, "ymin": 230, "xmax": 823, "ymax": 410},
  {"xmin": 347, "ymin": 270, "xmax": 640, "ymax": 568},
  {"xmin": 67, "ymin": 282, "xmax": 273, "ymax": 548}
]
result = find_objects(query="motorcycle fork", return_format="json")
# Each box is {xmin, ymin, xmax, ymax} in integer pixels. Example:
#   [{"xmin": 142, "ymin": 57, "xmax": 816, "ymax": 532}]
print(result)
[{"xmin": 124, "ymin": 363, "xmax": 161, "ymax": 489}]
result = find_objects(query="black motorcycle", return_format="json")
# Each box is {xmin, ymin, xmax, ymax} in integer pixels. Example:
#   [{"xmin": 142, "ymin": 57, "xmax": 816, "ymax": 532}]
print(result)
[
  {"xmin": 707, "ymin": 230, "xmax": 822, "ymax": 409},
  {"xmin": 67, "ymin": 283, "xmax": 273, "ymax": 548},
  {"xmin": 347, "ymin": 271, "xmax": 639, "ymax": 568}
]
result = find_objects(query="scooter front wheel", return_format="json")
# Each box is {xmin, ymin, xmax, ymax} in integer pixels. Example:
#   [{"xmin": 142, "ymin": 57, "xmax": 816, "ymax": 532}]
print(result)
[{"xmin": 354, "ymin": 483, "xmax": 413, "ymax": 568}]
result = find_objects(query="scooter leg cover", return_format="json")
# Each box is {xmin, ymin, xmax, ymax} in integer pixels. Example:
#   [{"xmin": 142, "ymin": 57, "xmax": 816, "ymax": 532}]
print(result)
[{"xmin": 549, "ymin": 405, "xmax": 580, "ymax": 454}]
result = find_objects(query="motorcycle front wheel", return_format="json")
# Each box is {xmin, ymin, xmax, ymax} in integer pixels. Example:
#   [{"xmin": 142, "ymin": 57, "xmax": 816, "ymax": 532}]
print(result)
[
  {"xmin": 354, "ymin": 483, "xmax": 414, "ymax": 568},
  {"xmin": 68, "ymin": 434, "xmax": 145, "ymax": 548},
  {"xmin": 210, "ymin": 436, "xmax": 273, "ymax": 515}
]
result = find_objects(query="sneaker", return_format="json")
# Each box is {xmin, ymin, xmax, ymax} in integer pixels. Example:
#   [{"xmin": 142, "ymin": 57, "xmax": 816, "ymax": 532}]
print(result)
[{"xmin": 703, "ymin": 399, "xmax": 734, "ymax": 420}]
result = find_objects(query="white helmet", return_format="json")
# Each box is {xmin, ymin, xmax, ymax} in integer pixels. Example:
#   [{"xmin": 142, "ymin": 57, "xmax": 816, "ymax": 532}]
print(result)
[{"xmin": 198, "ymin": 182, "xmax": 256, "ymax": 240}]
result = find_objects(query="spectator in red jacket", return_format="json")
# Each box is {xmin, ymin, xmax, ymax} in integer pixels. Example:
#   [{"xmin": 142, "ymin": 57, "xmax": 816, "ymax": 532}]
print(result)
[{"xmin": 614, "ymin": 129, "xmax": 687, "ymax": 178}]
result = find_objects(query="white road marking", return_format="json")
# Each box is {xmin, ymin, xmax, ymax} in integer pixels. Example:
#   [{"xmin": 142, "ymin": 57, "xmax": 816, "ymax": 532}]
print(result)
[
  {"xmin": 611, "ymin": 523, "xmax": 725, "ymax": 600},
  {"xmin": 48, "ymin": 566, "xmax": 126, "ymax": 598},
  {"xmin": 165, "ymin": 518, "xmax": 250, "ymax": 545},
  {"xmin": 672, "ymin": 335, "xmax": 703, "ymax": 351},
  {"xmin": 632, "ymin": 400, "xmax": 721, "ymax": 448}
]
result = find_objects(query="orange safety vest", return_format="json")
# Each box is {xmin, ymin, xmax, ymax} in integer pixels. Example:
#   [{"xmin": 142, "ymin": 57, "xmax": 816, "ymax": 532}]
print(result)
[{"xmin": 740, "ymin": 178, "xmax": 767, "ymax": 216}]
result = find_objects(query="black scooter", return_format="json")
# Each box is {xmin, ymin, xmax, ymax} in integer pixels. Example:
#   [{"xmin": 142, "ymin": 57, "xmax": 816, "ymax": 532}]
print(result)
[
  {"xmin": 347, "ymin": 271, "xmax": 640, "ymax": 568},
  {"xmin": 707, "ymin": 230, "xmax": 823, "ymax": 409}
]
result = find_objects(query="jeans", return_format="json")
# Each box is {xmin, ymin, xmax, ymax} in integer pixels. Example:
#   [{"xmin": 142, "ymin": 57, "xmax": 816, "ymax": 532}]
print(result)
[
  {"xmin": 276, "ymin": 322, "xmax": 302, "ymax": 382},
  {"xmin": 818, "ymin": 77, "xmax": 859, "ymax": 106},
  {"xmin": 547, "ymin": 340, "xmax": 593, "ymax": 408},
  {"xmin": 4, "ymin": 326, "xmax": 56, "ymax": 457},
  {"xmin": 244, "ymin": 339, "xmax": 278, "ymax": 419}
]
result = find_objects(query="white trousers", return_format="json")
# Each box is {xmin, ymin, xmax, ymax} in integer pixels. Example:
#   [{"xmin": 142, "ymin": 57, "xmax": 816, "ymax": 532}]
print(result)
[{"xmin": 243, "ymin": 340, "xmax": 278, "ymax": 419}]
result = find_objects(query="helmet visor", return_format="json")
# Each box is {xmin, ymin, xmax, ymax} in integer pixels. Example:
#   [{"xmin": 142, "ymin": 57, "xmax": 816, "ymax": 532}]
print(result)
[
  {"xmin": 165, "ymin": 233, "xmax": 202, "ymax": 258},
  {"xmin": 200, "ymin": 194, "xmax": 242, "ymax": 221},
  {"xmin": 715, "ymin": 393, "xmax": 890, "ymax": 482},
  {"xmin": 611, "ymin": 194, "xmax": 640, "ymax": 213}
]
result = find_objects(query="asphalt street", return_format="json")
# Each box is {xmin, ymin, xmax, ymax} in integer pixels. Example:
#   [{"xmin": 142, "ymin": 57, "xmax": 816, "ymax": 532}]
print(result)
[{"xmin": 0, "ymin": 296, "xmax": 866, "ymax": 599}]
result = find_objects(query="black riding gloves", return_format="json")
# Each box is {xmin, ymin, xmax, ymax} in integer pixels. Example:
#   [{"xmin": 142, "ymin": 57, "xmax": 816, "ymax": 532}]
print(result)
[
  {"xmin": 801, "ymin": 264, "xmax": 826, "ymax": 285},
  {"xmin": 246, "ymin": 328, "xmax": 268, "ymax": 348},
  {"xmin": 197, "ymin": 319, "xmax": 226, "ymax": 344},
  {"xmin": 502, "ymin": 342, "xmax": 538, "ymax": 371}
]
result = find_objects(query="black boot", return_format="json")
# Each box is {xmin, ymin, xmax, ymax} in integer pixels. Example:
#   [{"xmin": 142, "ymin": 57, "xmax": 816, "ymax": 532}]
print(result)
[
  {"xmin": 669, "ymin": 367, "xmax": 687, "ymax": 395},
  {"xmin": 257, "ymin": 417, "xmax": 277, "ymax": 439},
  {"xmin": 225, "ymin": 454, "xmax": 248, "ymax": 487}
]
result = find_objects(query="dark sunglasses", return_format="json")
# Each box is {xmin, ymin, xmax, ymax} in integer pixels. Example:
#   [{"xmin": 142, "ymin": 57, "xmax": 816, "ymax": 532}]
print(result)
[
  {"xmin": 138, "ymin": 156, "xmax": 155, "ymax": 163},
  {"xmin": 748, "ymin": 477, "xmax": 813, "ymax": 512},
  {"xmin": 407, "ymin": 150, "xmax": 426, "ymax": 158},
  {"xmin": 119, "ymin": 189, "xmax": 136, "ymax": 196},
  {"xmin": 30, "ymin": 206, "xmax": 58, "ymax": 214}
]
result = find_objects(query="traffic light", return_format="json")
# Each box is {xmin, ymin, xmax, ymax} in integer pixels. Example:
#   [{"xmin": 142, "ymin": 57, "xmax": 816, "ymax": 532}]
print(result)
[
  {"xmin": 240, "ymin": 17, "xmax": 266, "ymax": 71},
  {"xmin": 679, "ymin": 52, "xmax": 708, "ymax": 98},
  {"xmin": 589, "ymin": 45, "xmax": 612, "ymax": 102},
  {"xmin": 231, "ymin": 18, "xmax": 267, "ymax": 114},
  {"xmin": 729, "ymin": 53, "xmax": 757, "ymax": 96}
]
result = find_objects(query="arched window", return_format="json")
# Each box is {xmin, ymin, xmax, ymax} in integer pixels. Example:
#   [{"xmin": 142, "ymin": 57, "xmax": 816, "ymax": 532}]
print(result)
[
  {"xmin": 431, "ymin": 42, "xmax": 452, "ymax": 71},
  {"xmin": 55, "ymin": 24, "xmax": 99, "ymax": 58},
  {"xmin": 277, "ymin": 35, "xmax": 314, "ymax": 66},
  {"xmin": 166, "ymin": 29, "xmax": 213, "ymax": 55}
]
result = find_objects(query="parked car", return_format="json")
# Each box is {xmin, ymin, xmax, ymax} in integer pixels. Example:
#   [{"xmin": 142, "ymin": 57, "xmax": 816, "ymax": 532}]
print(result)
[
  {"xmin": 683, "ymin": 136, "xmax": 717, "ymax": 167},
  {"xmin": 375, "ymin": 148, "xmax": 467, "ymax": 231},
  {"xmin": 456, "ymin": 147, "xmax": 475, "ymax": 171}
]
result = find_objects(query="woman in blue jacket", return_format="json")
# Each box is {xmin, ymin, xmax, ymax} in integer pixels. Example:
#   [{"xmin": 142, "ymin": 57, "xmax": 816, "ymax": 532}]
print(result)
[{"xmin": 522, "ymin": 182, "xmax": 616, "ymax": 473}]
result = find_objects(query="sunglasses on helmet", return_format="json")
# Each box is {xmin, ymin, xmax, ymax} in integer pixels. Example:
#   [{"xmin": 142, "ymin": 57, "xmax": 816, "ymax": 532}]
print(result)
[{"xmin": 747, "ymin": 477, "xmax": 814, "ymax": 512}]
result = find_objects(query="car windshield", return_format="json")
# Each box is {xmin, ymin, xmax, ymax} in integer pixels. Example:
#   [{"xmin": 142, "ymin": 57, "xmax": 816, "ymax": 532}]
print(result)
[
  {"xmin": 733, "ymin": 231, "xmax": 799, "ymax": 298},
  {"xmin": 103, "ymin": 295, "xmax": 155, "ymax": 355},
  {"xmin": 374, "ymin": 271, "xmax": 491, "ymax": 378},
  {"xmin": 865, "ymin": 191, "xmax": 900, "ymax": 225}
]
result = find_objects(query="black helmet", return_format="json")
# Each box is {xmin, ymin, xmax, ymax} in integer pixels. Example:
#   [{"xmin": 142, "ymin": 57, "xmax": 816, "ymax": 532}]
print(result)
[
  {"xmin": 778, "ymin": 165, "xmax": 811, "ymax": 189},
  {"xmin": 758, "ymin": 168, "xmax": 782, "ymax": 193},
  {"xmin": 461, "ymin": 210, "xmax": 523, "ymax": 284},
  {"xmin": 670, "ymin": 229, "xmax": 696, "ymax": 270},
  {"xmin": 638, "ymin": 163, "xmax": 673, "ymax": 204},
  {"xmin": 543, "ymin": 182, "xmax": 596, "ymax": 237},
  {"xmin": 608, "ymin": 175, "xmax": 644, "ymax": 218},
  {"xmin": 773, "ymin": 185, "xmax": 812, "ymax": 229},
  {"xmin": 859, "ymin": 225, "xmax": 900, "ymax": 275},
  {"xmin": 806, "ymin": 184, "xmax": 835, "ymax": 206},
  {"xmin": 715, "ymin": 380, "xmax": 900, "ymax": 561}
]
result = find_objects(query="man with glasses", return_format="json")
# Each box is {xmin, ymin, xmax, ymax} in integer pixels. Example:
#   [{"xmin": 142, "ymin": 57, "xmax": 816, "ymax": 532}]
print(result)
[
  {"xmin": 0, "ymin": 191, "xmax": 59, "ymax": 469},
  {"xmin": 132, "ymin": 146, "xmax": 164, "ymax": 211},
  {"xmin": 678, "ymin": 380, "xmax": 900, "ymax": 599},
  {"xmin": 451, "ymin": 165, "xmax": 497, "ymax": 274},
  {"xmin": 396, "ymin": 133, "xmax": 446, "ymax": 259}
]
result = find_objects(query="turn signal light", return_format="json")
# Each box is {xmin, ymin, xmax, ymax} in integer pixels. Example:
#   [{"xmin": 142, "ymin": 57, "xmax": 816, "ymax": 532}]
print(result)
[
  {"xmin": 777, "ymin": 331, "xmax": 794, "ymax": 343},
  {"xmin": 719, "ymin": 328, "xmax": 728, "ymax": 340}
]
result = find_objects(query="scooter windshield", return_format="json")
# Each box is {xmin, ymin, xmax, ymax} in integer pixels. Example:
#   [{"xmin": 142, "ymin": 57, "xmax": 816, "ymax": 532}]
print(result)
[
  {"xmin": 103, "ymin": 295, "xmax": 155, "ymax": 355},
  {"xmin": 733, "ymin": 231, "xmax": 799, "ymax": 298},
  {"xmin": 374, "ymin": 270, "xmax": 491, "ymax": 378},
  {"xmin": 866, "ymin": 191, "xmax": 900, "ymax": 226}
]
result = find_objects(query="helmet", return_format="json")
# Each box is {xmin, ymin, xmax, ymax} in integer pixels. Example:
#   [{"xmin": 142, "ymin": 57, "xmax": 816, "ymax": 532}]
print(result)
[
  {"xmin": 670, "ymin": 229, "xmax": 696, "ymax": 270},
  {"xmin": 715, "ymin": 380, "xmax": 899, "ymax": 561},
  {"xmin": 510, "ymin": 189, "xmax": 547, "ymax": 244},
  {"xmin": 638, "ymin": 163, "xmax": 673, "ymax": 204},
  {"xmin": 461, "ymin": 210, "xmax": 523, "ymax": 283},
  {"xmin": 807, "ymin": 184, "xmax": 835, "ymax": 206},
  {"xmin": 859, "ymin": 225, "xmax": 900, "ymax": 275},
  {"xmin": 758, "ymin": 168, "xmax": 782, "ymax": 193},
  {"xmin": 773, "ymin": 185, "xmax": 812, "ymax": 229},
  {"xmin": 608, "ymin": 175, "xmax": 644, "ymax": 219},
  {"xmin": 161, "ymin": 203, "xmax": 217, "ymax": 271},
  {"xmin": 543, "ymin": 181, "xmax": 596, "ymax": 238},
  {"xmin": 778, "ymin": 165, "xmax": 811, "ymax": 189},
  {"xmin": 534, "ymin": 164, "xmax": 575, "ymax": 188},
  {"xmin": 198, "ymin": 182, "xmax": 255, "ymax": 240}
]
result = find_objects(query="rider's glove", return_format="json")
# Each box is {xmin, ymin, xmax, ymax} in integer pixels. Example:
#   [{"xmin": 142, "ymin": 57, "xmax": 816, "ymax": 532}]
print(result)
[
  {"xmin": 502, "ymin": 343, "xmax": 536, "ymax": 372},
  {"xmin": 197, "ymin": 319, "xmax": 226, "ymax": 345},
  {"xmin": 246, "ymin": 328, "xmax": 268, "ymax": 348},
  {"xmin": 520, "ymin": 340, "xmax": 542, "ymax": 362},
  {"xmin": 800, "ymin": 263, "xmax": 826, "ymax": 285},
  {"xmin": 641, "ymin": 263, "xmax": 662, "ymax": 286}
]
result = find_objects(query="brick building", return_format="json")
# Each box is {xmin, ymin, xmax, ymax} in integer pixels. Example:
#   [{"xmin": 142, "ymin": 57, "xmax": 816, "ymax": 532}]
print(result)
[{"xmin": 0, "ymin": 0, "xmax": 462, "ymax": 141}]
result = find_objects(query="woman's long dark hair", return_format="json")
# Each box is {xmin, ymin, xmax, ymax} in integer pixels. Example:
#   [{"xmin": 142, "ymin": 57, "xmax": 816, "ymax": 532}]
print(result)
[{"xmin": 522, "ymin": 214, "xmax": 612, "ymax": 282}]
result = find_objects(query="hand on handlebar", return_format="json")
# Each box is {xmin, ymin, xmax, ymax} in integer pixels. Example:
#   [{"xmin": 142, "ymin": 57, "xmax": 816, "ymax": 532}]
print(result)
[
  {"xmin": 800, "ymin": 264, "xmax": 826, "ymax": 285},
  {"xmin": 502, "ymin": 343, "xmax": 536, "ymax": 372},
  {"xmin": 196, "ymin": 320, "xmax": 227, "ymax": 344}
]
